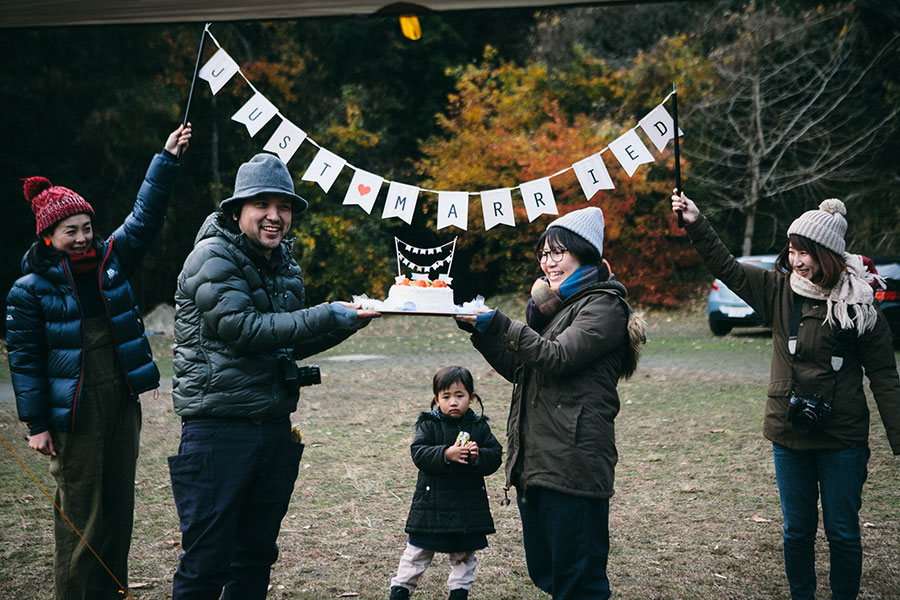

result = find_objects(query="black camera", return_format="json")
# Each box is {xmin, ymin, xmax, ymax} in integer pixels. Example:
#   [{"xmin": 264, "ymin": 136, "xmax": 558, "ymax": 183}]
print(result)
[
  {"xmin": 280, "ymin": 357, "xmax": 321, "ymax": 388},
  {"xmin": 298, "ymin": 365, "xmax": 321, "ymax": 387},
  {"xmin": 786, "ymin": 392, "xmax": 831, "ymax": 434}
]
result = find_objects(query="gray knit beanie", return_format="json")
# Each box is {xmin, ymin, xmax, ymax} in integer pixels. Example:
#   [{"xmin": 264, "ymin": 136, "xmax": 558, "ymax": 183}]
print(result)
[
  {"xmin": 220, "ymin": 153, "xmax": 308, "ymax": 214},
  {"xmin": 547, "ymin": 206, "xmax": 605, "ymax": 257},
  {"xmin": 787, "ymin": 198, "xmax": 847, "ymax": 255}
]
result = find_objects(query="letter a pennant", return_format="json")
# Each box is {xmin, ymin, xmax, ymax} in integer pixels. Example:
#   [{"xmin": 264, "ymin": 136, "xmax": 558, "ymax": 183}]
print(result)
[{"xmin": 437, "ymin": 191, "xmax": 469, "ymax": 230}]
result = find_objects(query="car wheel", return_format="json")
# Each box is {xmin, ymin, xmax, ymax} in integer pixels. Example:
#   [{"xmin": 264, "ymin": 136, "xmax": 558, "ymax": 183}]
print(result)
[{"xmin": 709, "ymin": 318, "xmax": 732, "ymax": 336}]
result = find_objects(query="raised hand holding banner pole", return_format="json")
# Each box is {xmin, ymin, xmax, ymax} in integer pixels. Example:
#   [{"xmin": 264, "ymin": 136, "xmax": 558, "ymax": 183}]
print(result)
[
  {"xmin": 672, "ymin": 82, "xmax": 684, "ymax": 228},
  {"xmin": 179, "ymin": 22, "xmax": 211, "ymax": 158}
]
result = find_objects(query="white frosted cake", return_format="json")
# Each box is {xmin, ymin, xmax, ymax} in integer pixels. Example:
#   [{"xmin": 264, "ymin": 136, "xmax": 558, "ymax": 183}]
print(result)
[{"xmin": 384, "ymin": 277, "xmax": 457, "ymax": 312}]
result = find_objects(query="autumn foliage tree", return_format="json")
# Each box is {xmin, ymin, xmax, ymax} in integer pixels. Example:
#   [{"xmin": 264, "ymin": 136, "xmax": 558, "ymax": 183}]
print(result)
[{"xmin": 417, "ymin": 40, "xmax": 711, "ymax": 306}]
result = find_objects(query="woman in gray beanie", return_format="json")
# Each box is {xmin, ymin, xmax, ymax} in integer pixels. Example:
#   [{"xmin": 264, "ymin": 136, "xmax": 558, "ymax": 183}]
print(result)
[
  {"xmin": 456, "ymin": 206, "xmax": 646, "ymax": 600},
  {"xmin": 672, "ymin": 190, "xmax": 900, "ymax": 600}
]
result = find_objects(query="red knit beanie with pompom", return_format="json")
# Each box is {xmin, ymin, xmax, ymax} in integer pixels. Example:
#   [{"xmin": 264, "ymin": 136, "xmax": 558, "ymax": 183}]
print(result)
[{"xmin": 24, "ymin": 176, "xmax": 95, "ymax": 235}]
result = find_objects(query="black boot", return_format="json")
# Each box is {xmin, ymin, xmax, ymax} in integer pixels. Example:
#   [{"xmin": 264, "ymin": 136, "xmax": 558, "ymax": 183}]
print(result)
[
  {"xmin": 447, "ymin": 589, "xmax": 468, "ymax": 600},
  {"xmin": 390, "ymin": 586, "xmax": 411, "ymax": 600}
]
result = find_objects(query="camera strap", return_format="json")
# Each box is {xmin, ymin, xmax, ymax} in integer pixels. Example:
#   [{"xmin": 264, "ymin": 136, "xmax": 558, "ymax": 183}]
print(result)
[{"xmin": 788, "ymin": 294, "xmax": 851, "ymax": 401}]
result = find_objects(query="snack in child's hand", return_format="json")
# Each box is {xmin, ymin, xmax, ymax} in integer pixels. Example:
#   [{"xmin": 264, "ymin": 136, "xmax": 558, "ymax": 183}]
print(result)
[{"xmin": 455, "ymin": 431, "xmax": 470, "ymax": 446}]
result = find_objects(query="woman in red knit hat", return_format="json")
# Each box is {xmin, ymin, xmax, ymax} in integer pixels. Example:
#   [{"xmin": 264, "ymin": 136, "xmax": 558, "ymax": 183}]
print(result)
[{"xmin": 6, "ymin": 123, "xmax": 191, "ymax": 600}]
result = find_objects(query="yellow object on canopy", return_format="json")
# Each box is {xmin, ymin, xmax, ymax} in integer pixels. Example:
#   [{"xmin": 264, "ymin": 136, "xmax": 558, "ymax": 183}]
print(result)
[{"xmin": 399, "ymin": 14, "xmax": 422, "ymax": 40}]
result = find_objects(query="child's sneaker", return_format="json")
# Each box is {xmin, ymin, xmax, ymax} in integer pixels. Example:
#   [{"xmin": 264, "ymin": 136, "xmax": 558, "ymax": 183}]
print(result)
[
  {"xmin": 390, "ymin": 586, "xmax": 411, "ymax": 600},
  {"xmin": 447, "ymin": 589, "xmax": 468, "ymax": 600}
]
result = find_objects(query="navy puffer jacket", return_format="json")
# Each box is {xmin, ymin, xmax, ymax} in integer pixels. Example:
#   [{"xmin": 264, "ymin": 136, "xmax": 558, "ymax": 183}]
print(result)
[
  {"xmin": 172, "ymin": 212, "xmax": 356, "ymax": 420},
  {"xmin": 6, "ymin": 152, "xmax": 180, "ymax": 435}
]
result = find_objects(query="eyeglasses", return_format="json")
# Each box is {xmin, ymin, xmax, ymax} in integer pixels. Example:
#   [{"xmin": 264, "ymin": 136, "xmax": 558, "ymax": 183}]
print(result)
[{"xmin": 538, "ymin": 248, "xmax": 568, "ymax": 263}]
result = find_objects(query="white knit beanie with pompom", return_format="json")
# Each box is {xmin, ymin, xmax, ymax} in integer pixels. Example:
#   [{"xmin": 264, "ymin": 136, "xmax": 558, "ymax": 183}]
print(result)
[{"xmin": 787, "ymin": 198, "xmax": 847, "ymax": 255}]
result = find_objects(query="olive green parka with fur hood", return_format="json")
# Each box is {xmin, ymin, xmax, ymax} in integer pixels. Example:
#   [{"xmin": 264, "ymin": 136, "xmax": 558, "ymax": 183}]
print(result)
[{"xmin": 470, "ymin": 280, "xmax": 645, "ymax": 499}]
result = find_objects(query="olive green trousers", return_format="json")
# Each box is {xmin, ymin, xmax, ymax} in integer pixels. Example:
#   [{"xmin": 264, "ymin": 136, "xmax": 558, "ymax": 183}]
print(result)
[{"xmin": 49, "ymin": 316, "xmax": 142, "ymax": 600}]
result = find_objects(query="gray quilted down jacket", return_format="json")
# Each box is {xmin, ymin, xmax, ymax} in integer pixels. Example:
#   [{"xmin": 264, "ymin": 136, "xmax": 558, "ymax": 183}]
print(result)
[{"xmin": 172, "ymin": 212, "xmax": 355, "ymax": 420}]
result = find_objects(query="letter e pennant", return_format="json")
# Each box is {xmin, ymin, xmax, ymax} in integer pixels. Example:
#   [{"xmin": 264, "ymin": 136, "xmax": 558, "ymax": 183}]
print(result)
[{"xmin": 609, "ymin": 130, "xmax": 654, "ymax": 177}]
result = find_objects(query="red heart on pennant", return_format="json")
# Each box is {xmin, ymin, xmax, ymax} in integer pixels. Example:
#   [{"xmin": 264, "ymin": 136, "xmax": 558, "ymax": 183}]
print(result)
[{"xmin": 358, "ymin": 184, "xmax": 371, "ymax": 196}]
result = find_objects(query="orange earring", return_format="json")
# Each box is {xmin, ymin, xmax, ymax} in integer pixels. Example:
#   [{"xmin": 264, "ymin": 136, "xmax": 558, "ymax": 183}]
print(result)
[{"xmin": 44, "ymin": 238, "xmax": 51, "ymax": 246}]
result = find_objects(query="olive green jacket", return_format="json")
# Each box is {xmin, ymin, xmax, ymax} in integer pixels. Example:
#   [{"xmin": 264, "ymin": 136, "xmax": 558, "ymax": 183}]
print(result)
[
  {"xmin": 687, "ymin": 217, "xmax": 900, "ymax": 454},
  {"xmin": 471, "ymin": 281, "xmax": 635, "ymax": 499}
]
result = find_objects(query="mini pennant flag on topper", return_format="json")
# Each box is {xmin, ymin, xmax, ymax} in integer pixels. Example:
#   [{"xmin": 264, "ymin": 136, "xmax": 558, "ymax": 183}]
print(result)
[
  {"xmin": 382, "ymin": 182, "xmax": 420, "ymax": 225},
  {"xmin": 481, "ymin": 188, "xmax": 515, "ymax": 230},
  {"xmin": 231, "ymin": 93, "xmax": 278, "ymax": 137},
  {"xmin": 263, "ymin": 118, "xmax": 307, "ymax": 164},
  {"xmin": 437, "ymin": 191, "xmax": 469, "ymax": 231},
  {"xmin": 609, "ymin": 129, "xmax": 654, "ymax": 177},
  {"xmin": 394, "ymin": 236, "xmax": 457, "ymax": 279},
  {"xmin": 199, "ymin": 49, "xmax": 240, "ymax": 95},
  {"xmin": 344, "ymin": 169, "xmax": 384, "ymax": 214},
  {"xmin": 573, "ymin": 152, "xmax": 615, "ymax": 201},
  {"xmin": 639, "ymin": 104, "xmax": 683, "ymax": 153},
  {"xmin": 519, "ymin": 178, "xmax": 558, "ymax": 222},
  {"xmin": 301, "ymin": 147, "xmax": 346, "ymax": 193}
]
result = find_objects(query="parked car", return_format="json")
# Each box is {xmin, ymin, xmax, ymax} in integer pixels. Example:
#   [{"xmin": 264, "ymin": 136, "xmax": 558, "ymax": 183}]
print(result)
[
  {"xmin": 872, "ymin": 256, "xmax": 900, "ymax": 347},
  {"xmin": 706, "ymin": 254, "xmax": 779, "ymax": 336}
]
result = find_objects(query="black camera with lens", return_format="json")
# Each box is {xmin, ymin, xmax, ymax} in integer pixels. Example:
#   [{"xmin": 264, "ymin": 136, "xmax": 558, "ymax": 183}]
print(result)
[
  {"xmin": 786, "ymin": 392, "xmax": 832, "ymax": 434},
  {"xmin": 298, "ymin": 365, "xmax": 321, "ymax": 387},
  {"xmin": 280, "ymin": 357, "xmax": 321, "ymax": 389}
]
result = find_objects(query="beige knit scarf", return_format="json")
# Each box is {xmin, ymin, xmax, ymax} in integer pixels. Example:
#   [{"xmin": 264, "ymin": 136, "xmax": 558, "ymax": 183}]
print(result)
[{"xmin": 789, "ymin": 253, "xmax": 884, "ymax": 335}]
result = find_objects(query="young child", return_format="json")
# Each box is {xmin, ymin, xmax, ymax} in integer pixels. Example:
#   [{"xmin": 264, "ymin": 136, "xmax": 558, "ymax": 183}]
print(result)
[{"xmin": 389, "ymin": 366, "xmax": 503, "ymax": 600}]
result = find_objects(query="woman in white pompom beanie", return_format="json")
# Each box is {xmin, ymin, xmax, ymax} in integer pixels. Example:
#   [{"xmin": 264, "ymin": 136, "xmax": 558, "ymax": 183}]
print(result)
[{"xmin": 671, "ymin": 190, "xmax": 900, "ymax": 600}]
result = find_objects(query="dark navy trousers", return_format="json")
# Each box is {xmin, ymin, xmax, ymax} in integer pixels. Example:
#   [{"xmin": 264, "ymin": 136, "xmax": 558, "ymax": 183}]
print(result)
[
  {"xmin": 517, "ymin": 486, "xmax": 611, "ymax": 600},
  {"xmin": 168, "ymin": 417, "xmax": 304, "ymax": 600}
]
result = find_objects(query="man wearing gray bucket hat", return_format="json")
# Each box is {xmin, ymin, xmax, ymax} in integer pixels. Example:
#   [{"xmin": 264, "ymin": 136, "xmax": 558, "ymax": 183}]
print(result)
[{"xmin": 169, "ymin": 152, "xmax": 379, "ymax": 599}]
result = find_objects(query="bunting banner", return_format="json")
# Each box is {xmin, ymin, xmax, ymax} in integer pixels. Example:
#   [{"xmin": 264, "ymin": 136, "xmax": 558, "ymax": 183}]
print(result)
[
  {"xmin": 198, "ymin": 25, "xmax": 684, "ymax": 232},
  {"xmin": 395, "ymin": 237, "xmax": 457, "ymax": 278}
]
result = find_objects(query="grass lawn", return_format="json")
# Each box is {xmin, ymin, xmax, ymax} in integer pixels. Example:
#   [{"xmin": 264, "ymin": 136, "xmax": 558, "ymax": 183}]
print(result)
[{"xmin": 1, "ymin": 304, "xmax": 898, "ymax": 599}]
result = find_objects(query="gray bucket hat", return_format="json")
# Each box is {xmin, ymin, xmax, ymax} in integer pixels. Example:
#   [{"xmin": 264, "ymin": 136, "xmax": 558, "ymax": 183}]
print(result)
[{"xmin": 219, "ymin": 153, "xmax": 308, "ymax": 214}]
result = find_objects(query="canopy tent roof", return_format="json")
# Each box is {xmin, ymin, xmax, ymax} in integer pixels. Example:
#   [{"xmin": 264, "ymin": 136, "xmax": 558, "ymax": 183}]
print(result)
[{"xmin": 0, "ymin": 0, "xmax": 646, "ymax": 28}]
